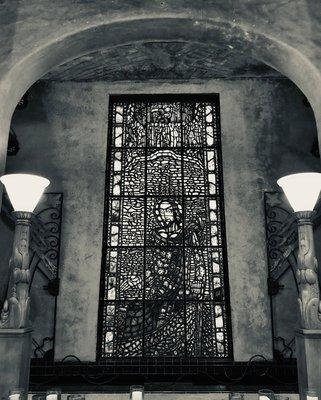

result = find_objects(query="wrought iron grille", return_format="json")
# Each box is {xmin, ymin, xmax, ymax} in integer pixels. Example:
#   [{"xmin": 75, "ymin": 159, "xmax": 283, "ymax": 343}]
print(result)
[
  {"xmin": 264, "ymin": 191, "xmax": 298, "ymax": 360},
  {"xmin": 97, "ymin": 94, "xmax": 232, "ymax": 361}
]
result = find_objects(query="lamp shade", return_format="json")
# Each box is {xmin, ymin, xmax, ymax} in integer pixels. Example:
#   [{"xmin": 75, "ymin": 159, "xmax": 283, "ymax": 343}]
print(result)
[
  {"xmin": 0, "ymin": 173, "xmax": 50, "ymax": 212},
  {"xmin": 277, "ymin": 172, "xmax": 321, "ymax": 212}
]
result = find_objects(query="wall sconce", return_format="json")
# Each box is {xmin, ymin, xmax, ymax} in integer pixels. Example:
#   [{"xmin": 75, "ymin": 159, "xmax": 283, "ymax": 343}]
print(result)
[
  {"xmin": 277, "ymin": 172, "xmax": 321, "ymax": 329},
  {"xmin": 0, "ymin": 173, "xmax": 50, "ymax": 328}
]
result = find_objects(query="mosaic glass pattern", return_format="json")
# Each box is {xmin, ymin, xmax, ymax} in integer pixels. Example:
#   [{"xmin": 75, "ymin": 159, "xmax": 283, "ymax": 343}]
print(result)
[{"xmin": 99, "ymin": 96, "xmax": 231, "ymax": 359}]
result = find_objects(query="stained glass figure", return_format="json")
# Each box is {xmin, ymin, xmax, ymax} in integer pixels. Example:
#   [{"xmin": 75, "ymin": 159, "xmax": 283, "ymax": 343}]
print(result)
[{"xmin": 99, "ymin": 95, "xmax": 232, "ymax": 360}]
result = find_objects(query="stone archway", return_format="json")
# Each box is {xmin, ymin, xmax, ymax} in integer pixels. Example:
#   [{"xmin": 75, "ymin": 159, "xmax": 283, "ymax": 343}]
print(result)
[
  {"xmin": 0, "ymin": 16, "xmax": 321, "ymax": 142},
  {"xmin": 0, "ymin": 16, "xmax": 320, "ymax": 388}
]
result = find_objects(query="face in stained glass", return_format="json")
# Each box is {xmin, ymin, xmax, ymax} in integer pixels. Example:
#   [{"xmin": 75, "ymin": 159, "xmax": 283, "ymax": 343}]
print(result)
[{"xmin": 146, "ymin": 198, "xmax": 183, "ymax": 246}]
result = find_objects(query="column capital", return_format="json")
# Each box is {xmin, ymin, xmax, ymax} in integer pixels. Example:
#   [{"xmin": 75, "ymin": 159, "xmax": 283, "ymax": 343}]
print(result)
[{"xmin": 295, "ymin": 210, "xmax": 316, "ymax": 224}]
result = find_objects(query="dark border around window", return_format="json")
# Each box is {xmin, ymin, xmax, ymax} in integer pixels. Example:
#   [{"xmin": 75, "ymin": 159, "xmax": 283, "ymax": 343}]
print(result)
[{"xmin": 96, "ymin": 93, "xmax": 233, "ymax": 370}]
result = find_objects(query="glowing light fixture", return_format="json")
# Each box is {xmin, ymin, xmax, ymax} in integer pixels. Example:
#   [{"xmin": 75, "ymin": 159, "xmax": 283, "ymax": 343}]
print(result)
[
  {"xmin": 277, "ymin": 172, "xmax": 321, "ymax": 212},
  {"xmin": 0, "ymin": 173, "xmax": 50, "ymax": 212},
  {"xmin": 277, "ymin": 171, "xmax": 321, "ymax": 332},
  {"xmin": 0, "ymin": 172, "xmax": 50, "ymax": 330}
]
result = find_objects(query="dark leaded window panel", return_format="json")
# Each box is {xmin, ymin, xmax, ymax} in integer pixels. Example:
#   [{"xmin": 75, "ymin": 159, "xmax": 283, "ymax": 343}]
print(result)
[{"xmin": 98, "ymin": 94, "xmax": 232, "ymax": 361}]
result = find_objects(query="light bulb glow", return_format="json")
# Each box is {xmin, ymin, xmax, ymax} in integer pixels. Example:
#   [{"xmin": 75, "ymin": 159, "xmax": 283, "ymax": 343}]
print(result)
[
  {"xmin": 0, "ymin": 173, "xmax": 50, "ymax": 212},
  {"xmin": 277, "ymin": 172, "xmax": 321, "ymax": 212}
]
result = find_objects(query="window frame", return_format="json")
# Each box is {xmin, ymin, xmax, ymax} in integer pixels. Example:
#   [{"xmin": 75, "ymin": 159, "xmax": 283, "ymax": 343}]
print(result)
[{"xmin": 97, "ymin": 93, "xmax": 234, "ymax": 367}]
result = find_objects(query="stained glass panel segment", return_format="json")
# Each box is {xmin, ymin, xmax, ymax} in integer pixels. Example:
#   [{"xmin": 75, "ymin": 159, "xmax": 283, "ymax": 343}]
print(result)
[
  {"xmin": 99, "ymin": 95, "xmax": 232, "ymax": 360},
  {"xmin": 109, "ymin": 149, "xmax": 145, "ymax": 196}
]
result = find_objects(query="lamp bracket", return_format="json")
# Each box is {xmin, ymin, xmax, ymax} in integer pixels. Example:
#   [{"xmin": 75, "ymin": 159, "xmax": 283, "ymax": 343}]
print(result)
[{"xmin": 43, "ymin": 277, "xmax": 60, "ymax": 297}]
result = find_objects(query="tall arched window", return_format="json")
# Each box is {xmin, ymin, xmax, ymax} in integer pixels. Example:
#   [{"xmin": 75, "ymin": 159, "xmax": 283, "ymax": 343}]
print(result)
[{"xmin": 97, "ymin": 94, "xmax": 232, "ymax": 362}]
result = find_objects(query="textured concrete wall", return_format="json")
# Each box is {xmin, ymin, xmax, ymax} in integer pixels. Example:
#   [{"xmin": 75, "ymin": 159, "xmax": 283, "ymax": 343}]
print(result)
[{"xmin": 0, "ymin": 78, "xmax": 318, "ymax": 362}]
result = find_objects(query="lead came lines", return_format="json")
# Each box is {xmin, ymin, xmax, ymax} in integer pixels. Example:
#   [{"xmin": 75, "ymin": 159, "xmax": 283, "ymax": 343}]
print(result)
[{"xmin": 100, "ymin": 96, "xmax": 231, "ymax": 359}]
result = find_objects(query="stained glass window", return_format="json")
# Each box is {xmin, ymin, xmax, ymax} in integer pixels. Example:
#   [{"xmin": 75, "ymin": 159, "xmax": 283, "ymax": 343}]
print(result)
[{"xmin": 98, "ymin": 95, "xmax": 232, "ymax": 360}]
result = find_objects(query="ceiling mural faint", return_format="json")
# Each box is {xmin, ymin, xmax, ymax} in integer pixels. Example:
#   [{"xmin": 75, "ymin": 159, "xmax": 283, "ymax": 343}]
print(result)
[{"xmin": 43, "ymin": 41, "xmax": 281, "ymax": 81}]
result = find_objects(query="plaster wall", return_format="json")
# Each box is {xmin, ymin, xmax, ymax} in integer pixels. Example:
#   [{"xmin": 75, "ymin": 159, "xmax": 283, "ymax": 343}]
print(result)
[{"xmin": 0, "ymin": 78, "xmax": 318, "ymax": 362}]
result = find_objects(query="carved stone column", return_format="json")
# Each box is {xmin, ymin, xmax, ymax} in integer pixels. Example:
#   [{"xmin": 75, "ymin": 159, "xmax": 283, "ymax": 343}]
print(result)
[
  {"xmin": 1, "ymin": 211, "xmax": 33, "ymax": 329},
  {"xmin": 295, "ymin": 211, "xmax": 321, "ymax": 399},
  {"xmin": 295, "ymin": 211, "xmax": 321, "ymax": 329},
  {"xmin": 0, "ymin": 212, "xmax": 33, "ymax": 398}
]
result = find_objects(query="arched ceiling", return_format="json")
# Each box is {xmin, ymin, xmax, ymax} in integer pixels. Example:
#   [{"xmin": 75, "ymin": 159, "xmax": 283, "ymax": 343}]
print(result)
[
  {"xmin": 0, "ymin": 1, "xmax": 321, "ymax": 208},
  {"xmin": 43, "ymin": 41, "xmax": 281, "ymax": 81},
  {"xmin": 0, "ymin": 1, "xmax": 320, "ymax": 114}
]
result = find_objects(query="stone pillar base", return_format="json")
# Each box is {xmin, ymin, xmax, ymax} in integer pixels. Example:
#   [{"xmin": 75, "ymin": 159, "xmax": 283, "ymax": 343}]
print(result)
[
  {"xmin": 0, "ymin": 327, "xmax": 32, "ymax": 399},
  {"xmin": 296, "ymin": 329, "xmax": 321, "ymax": 400}
]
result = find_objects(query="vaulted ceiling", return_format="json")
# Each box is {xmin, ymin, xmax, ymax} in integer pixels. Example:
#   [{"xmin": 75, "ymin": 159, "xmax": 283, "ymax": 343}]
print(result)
[
  {"xmin": 2, "ymin": 1, "xmax": 318, "ymax": 83},
  {"xmin": 0, "ymin": 0, "xmax": 321, "ymax": 111},
  {"xmin": 43, "ymin": 41, "xmax": 281, "ymax": 81}
]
